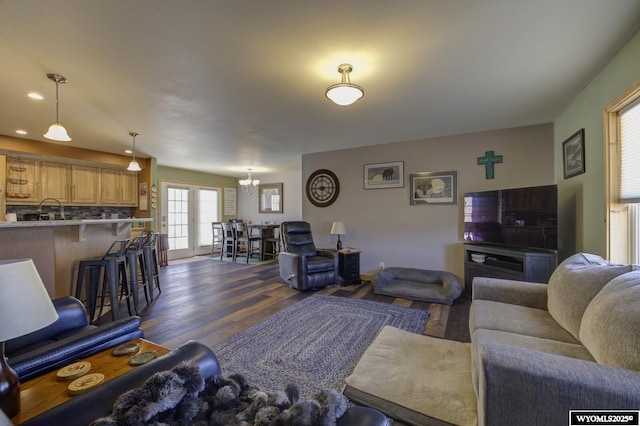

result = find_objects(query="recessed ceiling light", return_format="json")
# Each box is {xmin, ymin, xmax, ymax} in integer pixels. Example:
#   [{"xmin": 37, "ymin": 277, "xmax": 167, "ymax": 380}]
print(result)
[
  {"xmin": 15, "ymin": 130, "xmax": 27, "ymax": 135},
  {"xmin": 125, "ymin": 149, "xmax": 132, "ymax": 154},
  {"xmin": 28, "ymin": 93, "xmax": 43, "ymax": 100}
]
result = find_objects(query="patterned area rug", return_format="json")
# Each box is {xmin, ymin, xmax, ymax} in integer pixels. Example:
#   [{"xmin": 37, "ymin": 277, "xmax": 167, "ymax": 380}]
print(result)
[{"xmin": 211, "ymin": 295, "xmax": 429, "ymax": 397}]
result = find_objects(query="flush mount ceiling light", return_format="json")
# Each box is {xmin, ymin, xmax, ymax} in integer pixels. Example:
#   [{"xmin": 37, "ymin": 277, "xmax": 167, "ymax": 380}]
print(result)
[
  {"xmin": 43, "ymin": 73, "xmax": 72, "ymax": 141},
  {"xmin": 325, "ymin": 63, "xmax": 364, "ymax": 106},
  {"xmin": 127, "ymin": 132, "xmax": 142, "ymax": 172},
  {"xmin": 239, "ymin": 169, "xmax": 260, "ymax": 195}
]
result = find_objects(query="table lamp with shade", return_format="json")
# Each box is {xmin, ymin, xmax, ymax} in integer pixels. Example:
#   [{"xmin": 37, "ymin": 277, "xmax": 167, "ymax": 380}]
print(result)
[
  {"xmin": 330, "ymin": 221, "xmax": 346, "ymax": 250},
  {"xmin": 0, "ymin": 259, "xmax": 59, "ymax": 418}
]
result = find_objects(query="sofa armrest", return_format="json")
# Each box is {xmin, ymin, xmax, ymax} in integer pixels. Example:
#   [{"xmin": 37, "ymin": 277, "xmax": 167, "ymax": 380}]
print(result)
[
  {"xmin": 22, "ymin": 341, "xmax": 221, "ymax": 426},
  {"xmin": 476, "ymin": 343, "xmax": 640, "ymax": 426},
  {"xmin": 472, "ymin": 277, "xmax": 548, "ymax": 309},
  {"xmin": 9, "ymin": 316, "xmax": 143, "ymax": 381}
]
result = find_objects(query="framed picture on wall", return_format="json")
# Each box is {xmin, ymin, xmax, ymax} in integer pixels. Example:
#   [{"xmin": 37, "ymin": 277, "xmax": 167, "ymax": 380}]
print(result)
[
  {"xmin": 363, "ymin": 161, "xmax": 404, "ymax": 189},
  {"xmin": 562, "ymin": 128, "xmax": 585, "ymax": 179},
  {"xmin": 410, "ymin": 171, "xmax": 458, "ymax": 205},
  {"xmin": 258, "ymin": 183, "xmax": 283, "ymax": 213}
]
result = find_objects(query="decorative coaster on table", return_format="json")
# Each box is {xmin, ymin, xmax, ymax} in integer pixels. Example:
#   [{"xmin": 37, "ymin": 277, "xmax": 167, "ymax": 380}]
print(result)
[
  {"xmin": 129, "ymin": 350, "xmax": 158, "ymax": 366},
  {"xmin": 56, "ymin": 361, "xmax": 91, "ymax": 381},
  {"xmin": 112, "ymin": 342, "xmax": 141, "ymax": 356},
  {"xmin": 67, "ymin": 373, "xmax": 105, "ymax": 395}
]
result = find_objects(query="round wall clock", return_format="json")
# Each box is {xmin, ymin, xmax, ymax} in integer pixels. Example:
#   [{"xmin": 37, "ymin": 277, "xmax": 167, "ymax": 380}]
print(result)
[{"xmin": 306, "ymin": 169, "xmax": 340, "ymax": 207}]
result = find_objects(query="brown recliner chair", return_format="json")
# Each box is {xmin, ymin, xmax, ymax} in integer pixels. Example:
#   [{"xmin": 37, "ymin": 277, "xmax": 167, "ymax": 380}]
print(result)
[{"xmin": 278, "ymin": 221, "xmax": 338, "ymax": 290}]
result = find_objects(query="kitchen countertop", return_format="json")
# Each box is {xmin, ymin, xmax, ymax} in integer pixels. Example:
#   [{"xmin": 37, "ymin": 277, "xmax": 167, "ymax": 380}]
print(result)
[{"xmin": 0, "ymin": 217, "xmax": 153, "ymax": 228}]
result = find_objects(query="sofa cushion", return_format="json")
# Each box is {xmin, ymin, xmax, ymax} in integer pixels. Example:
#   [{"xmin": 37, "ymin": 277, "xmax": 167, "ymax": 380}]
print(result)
[
  {"xmin": 470, "ymin": 300, "xmax": 579, "ymax": 344},
  {"xmin": 547, "ymin": 253, "xmax": 636, "ymax": 340},
  {"xmin": 580, "ymin": 270, "xmax": 640, "ymax": 371},
  {"xmin": 344, "ymin": 326, "xmax": 476, "ymax": 426},
  {"xmin": 471, "ymin": 329, "xmax": 595, "ymax": 397}
]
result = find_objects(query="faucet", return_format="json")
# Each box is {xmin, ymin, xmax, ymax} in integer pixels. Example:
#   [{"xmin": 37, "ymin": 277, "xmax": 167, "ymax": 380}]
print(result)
[{"xmin": 38, "ymin": 197, "xmax": 65, "ymax": 220}]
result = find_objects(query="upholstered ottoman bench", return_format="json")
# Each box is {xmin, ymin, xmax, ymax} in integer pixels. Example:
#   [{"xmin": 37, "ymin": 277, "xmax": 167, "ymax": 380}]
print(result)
[
  {"xmin": 372, "ymin": 267, "xmax": 462, "ymax": 305},
  {"xmin": 344, "ymin": 326, "xmax": 476, "ymax": 426}
]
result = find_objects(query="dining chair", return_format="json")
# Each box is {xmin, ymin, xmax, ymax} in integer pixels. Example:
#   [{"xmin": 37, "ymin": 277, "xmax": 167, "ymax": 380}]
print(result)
[
  {"xmin": 263, "ymin": 226, "xmax": 280, "ymax": 260},
  {"xmin": 211, "ymin": 222, "xmax": 223, "ymax": 257},
  {"xmin": 220, "ymin": 222, "xmax": 236, "ymax": 261},
  {"xmin": 233, "ymin": 221, "xmax": 260, "ymax": 263}
]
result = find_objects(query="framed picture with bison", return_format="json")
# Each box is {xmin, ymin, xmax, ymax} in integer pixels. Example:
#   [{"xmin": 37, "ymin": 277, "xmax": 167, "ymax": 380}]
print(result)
[
  {"xmin": 363, "ymin": 161, "xmax": 404, "ymax": 189},
  {"xmin": 410, "ymin": 170, "xmax": 458, "ymax": 205}
]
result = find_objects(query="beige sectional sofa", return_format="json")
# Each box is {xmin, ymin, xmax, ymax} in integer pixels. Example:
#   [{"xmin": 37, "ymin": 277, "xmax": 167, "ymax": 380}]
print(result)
[{"xmin": 344, "ymin": 253, "xmax": 640, "ymax": 425}]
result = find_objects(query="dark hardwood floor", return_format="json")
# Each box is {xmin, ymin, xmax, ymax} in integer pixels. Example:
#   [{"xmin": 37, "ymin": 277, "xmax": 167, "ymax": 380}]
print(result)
[{"xmin": 104, "ymin": 255, "xmax": 471, "ymax": 349}]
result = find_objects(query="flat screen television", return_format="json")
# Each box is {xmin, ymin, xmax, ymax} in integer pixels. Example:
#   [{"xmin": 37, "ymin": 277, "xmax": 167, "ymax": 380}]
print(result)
[{"xmin": 463, "ymin": 184, "xmax": 557, "ymax": 252}]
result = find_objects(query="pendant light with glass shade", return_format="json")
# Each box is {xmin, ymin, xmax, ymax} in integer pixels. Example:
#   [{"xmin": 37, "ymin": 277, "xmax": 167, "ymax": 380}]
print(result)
[
  {"xmin": 127, "ymin": 132, "xmax": 142, "ymax": 172},
  {"xmin": 325, "ymin": 64, "xmax": 364, "ymax": 106},
  {"xmin": 43, "ymin": 73, "xmax": 72, "ymax": 141}
]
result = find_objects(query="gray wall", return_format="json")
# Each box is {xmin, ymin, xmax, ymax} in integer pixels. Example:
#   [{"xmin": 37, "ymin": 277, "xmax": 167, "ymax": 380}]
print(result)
[
  {"xmin": 303, "ymin": 124, "xmax": 554, "ymax": 282},
  {"xmin": 238, "ymin": 169, "xmax": 303, "ymax": 224}
]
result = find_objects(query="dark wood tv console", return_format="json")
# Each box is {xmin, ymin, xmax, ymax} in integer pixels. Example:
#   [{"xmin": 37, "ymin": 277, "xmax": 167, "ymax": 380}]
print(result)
[{"xmin": 463, "ymin": 243, "xmax": 557, "ymax": 299}]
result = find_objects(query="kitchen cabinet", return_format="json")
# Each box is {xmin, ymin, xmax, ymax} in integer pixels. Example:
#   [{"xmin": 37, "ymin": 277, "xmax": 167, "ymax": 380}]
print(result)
[
  {"xmin": 41, "ymin": 162, "xmax": 99, "ymax": 204},
  {"xmin": 71, "ymin": 165, "xmax": 99, "ymax": 204},
  {"xmin": 5, "ymin": 156, "xmax": 137, "ymax": 207},
  {"xmin": 100, "ymin": 169, "xmax": 138, "ymax": 206},
  {"xmin": 41, "ymin": 161, "xmax": 71, "ymax": 202},
  {"xmin": 120, "ymin": 171, "xmax": 138, "ymax": 205}
]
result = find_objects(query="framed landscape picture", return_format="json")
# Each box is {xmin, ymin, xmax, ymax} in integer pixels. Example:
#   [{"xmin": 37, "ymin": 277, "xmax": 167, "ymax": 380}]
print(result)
[
  {"xmin": 562, "ymin": 128, "xmax": 585, "ymax": 179},
  {"xmin": 363, "ymin": 161, "xmax": 404, "ymax": 189},
  {"xmin": 410, "ymin": 170, "xmax": 458, "ymax": 205}
]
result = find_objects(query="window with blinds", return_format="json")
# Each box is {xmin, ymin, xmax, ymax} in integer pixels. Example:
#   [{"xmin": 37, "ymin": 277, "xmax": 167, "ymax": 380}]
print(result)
[
  {"xmin": 606, "ymin": 81, "xmax": 640, "ymax": 263},
  {"xmin": 620, "ymin": 99, "xmax": 640, "ymax": 203},
  {"xmin": 619, "ymin": 99, "xmax": 640, "ymax": 264}
]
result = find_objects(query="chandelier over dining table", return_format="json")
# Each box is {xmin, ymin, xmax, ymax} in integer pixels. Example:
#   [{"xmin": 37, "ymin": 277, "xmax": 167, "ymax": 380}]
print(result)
[{"xmin": 239, "ymin": 169, "xmax": 259, "ymax": 195}]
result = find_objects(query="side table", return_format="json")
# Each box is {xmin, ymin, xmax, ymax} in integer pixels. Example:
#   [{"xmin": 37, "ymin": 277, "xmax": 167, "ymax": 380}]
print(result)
[
  {"xmin": 338, "ymin": 250, "xmax": 361, "ymax": 285},
  {"xmin": 12, "ymin": 338, "xmax": 169, "ymax": 424}
]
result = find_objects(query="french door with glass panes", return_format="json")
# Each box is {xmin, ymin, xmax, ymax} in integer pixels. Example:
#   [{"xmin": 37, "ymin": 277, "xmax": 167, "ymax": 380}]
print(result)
[{"xmin": 160, "ymin": 182, "xmax": 220, "ymax": 260}]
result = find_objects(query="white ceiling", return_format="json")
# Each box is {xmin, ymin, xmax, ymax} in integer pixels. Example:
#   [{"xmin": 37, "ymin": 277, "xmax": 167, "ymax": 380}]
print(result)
[{"xmin": 1, "ymin": 1, "xmax": 639, "ymax": 178}]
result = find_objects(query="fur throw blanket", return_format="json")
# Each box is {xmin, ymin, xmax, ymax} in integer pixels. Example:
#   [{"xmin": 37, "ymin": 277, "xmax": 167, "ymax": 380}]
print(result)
[{"xmin": 89, "ymin": 361, "xmax": 349, "ymax": 426}]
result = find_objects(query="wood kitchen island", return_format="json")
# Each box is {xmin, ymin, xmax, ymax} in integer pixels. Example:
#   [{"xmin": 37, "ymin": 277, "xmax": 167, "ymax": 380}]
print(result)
[{"xmin": 0, "ymin": 218, "xmax": 152, "ymax": 298}]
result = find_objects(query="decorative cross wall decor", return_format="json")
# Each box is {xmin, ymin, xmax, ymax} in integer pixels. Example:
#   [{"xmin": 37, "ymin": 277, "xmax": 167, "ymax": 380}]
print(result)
[{"xmin": 477, "ymin": 150, "xmax": 503, "ymax": 179}]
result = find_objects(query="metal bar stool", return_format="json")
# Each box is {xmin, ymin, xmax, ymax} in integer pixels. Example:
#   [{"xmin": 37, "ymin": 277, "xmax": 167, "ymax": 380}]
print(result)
[
  {"xmin": 100, "ymin": 239, "xmax": 134, "ymax": 318},
  {"xmin": 158, "ymin": 233, "xmax": 169, "ymax": 267},
  {"xmin": 74, "ymin": 239, "xmax": 130, "ymax": 323},
  {"xmin": 125, "ymin": 235, "xmax": 150, "ymax": 310},
  {"xmin": 142, "ymin": 232, "xmax": 161, "ymax": 300}
]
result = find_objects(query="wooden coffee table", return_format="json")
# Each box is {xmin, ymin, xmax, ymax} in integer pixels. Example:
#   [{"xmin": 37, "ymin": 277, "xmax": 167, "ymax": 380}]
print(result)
[{"xmin": 11, "ymin": 338, "xmax": 170, "ymax": 424}]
